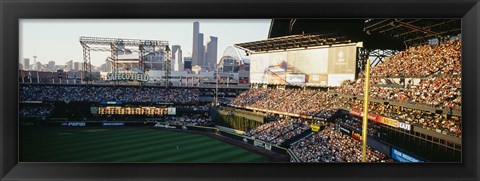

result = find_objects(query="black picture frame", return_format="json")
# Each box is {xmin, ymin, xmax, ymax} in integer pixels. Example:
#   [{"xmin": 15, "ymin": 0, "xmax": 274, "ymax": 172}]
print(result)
[{"xmin": 1, "ymin": 0, "xmax": 479, "ymax": 180}]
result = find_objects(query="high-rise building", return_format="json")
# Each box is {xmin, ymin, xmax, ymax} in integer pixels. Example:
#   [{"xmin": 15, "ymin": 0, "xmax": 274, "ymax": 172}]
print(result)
[
  {"xmin": 23, "ymin": 58, "xmax": 30, "ymax": 70},
  {"xmin": 74, "ymin": 62, "xmax": 81, "ymax": 71},
  {"xmin": 66, "ymin": 60, "xmax": 74, "ymax": 70},
  {"xmin": 206, "ymin": 36, "xmax": 218, "ymax": 70},
  {"xmin": 184, "ymin": 57, "xmax": 192, "ymax": 71},
  {"xmin": 198, "ymin": 33, "xmax": 205, "ymax": 67},
  {"xmin": 75, "ymin": 62, "xmax": 85, "ymax": 71},
  {"xmin": 172, "ymin": 45, "xmax": 183, "ymax": 71},
  {"xmin": 192, "ymin": 22, "xmax": 200, "ymax": 67},
  {"xmin": 105, "ymin": 58, "xmax": 112, "ymax": 72},
  {"xmin": 192, "ymin": 21, "xmax": 217, "ymax": 69}
]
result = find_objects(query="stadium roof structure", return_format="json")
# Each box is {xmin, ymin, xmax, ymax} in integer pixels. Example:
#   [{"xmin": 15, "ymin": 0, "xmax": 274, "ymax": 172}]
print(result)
[
  {"xmin": 363, "ymin": 19, "xmax": 461, "ymax": 47},
  {"xmin": 221, "ymin": 46, "xmax": 250, "ymax": 65},
  {"xmin": 235, "ymin": 34, "xmax": 352, "ymax": 53},
  {"xmin": 267, "ymin": 19, "xmax": 461, "ymax": 50}
]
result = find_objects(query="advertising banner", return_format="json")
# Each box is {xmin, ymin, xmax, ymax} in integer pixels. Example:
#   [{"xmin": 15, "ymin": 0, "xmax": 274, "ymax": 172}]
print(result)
[
  {"xmin": 338, "ymin": 125, "xmax": 352, "ymax": 134},
  {"xmin": 154, "ymin": 123, "xmax": 177, "ymax": 129},
  {"xmin": 306, "ymin": 74, "xmax": 328, "ymax": 86},
  {"xmin": 286, "ymin": 74, "xmax": 306, "ymax": 85},
  {"xmin": 349, "ymin": 109, "xmax": 411, "ymax": 131},
  {"xmin": 100, "ymin": 101, "xmax": 122, "ymax": 105},
  {"xmin": 391, "ymin": 147, "xmax": 423, "ymax": 162},
  {"xmin": 249, "ymin": 44, "xmax": 357, "ymax": 86},
  {"xmin": 286, "ymin": 49, "xmax": 329, "ymax": 75},
  {"xmin": 268, "ymin": 74, "xmax": 286, "ymax": 84},
  {"xmin": 102, "ymin": 122, "xmax": 125, "ymax": 126},
  {"xmin": 377, "ymin": 117, "xmax": 400, "ymax": 128},
  {"xmin": 350, "ymin": 109, "xmax": 378, "ymax": 121},
  {"xmin": 327, "ymin": 46, "xmax": 357, "ymax": 74},
  {"xmin": 396, "ymin": 121, "xmax": 412, "ymax": 131},
  {"xmin": 253, "ymin": 140, "xmax": 272, "ymax": 151},
  {"xmin": 310, "ymin": 124, "xmax": 320, "ymax": 132},
  {"xmin": 250, "ymin": 73, "xmax": 269, "ymax": 84},
  {"xmin": 351, "ymin": 130, "xmax": 362, "ymax": 141},
  {"xmin": 167, "ymin": 107, "xmax": 176, "ymax": 115},
  {"xmin": 61, "ymin": 122, "xmax": 86, "ymax": 127}
]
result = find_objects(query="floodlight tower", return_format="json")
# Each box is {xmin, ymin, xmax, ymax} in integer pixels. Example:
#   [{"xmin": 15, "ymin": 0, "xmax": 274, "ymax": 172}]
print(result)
[{"xmin": 164, "ymin": 45, "xmax": 171, "ymax": 88}]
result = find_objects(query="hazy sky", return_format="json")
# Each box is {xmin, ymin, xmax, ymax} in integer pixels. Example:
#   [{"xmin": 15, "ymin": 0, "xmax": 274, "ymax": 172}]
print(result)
[{"xmin": 20, "ymin": 19, "xmax": 271, "ymax": 67}]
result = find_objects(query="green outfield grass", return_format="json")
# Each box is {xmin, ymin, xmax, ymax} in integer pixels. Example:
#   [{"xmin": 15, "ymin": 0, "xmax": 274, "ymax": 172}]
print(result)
[{"xmin": 20, "ymin": 127, "xmax": 269, "ymax": 163}]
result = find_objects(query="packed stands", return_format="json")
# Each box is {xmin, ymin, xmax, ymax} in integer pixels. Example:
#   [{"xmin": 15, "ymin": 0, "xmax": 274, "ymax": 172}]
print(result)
[
  {"xmin": 359, "ymin": 38, "xmax": 461, "ymax": 78},
  {"xmin": 343, "ymin": 98, "xmax": 462, "ymax": 137},
  {"xmin": 246, "ymin": 116, "xmax": 310, "ymax": 145},
  {"xmin": 334, "ymin": 75, "xmax": 461, "ymax": 111},
  {"xmin": 19, "ymin": 104, "xmax": 55, "ymax": 117},
  {"xmin": 163, "ymin": 114, "xmax": 213, "ymax": 126},
  {"xmin": 231, "ymin": 39, "xmax": 462, "ymax": 138},
  {"xmin": 291, "ymin": 124, "xmax": 393, "ymax": 162},
  {"xmin": 20, "ymin": 85, "xmax": 200, "ymax": 103},
  {"xmin": 232, "ymin": 89, "xmax": 339, "ymax": 118}
]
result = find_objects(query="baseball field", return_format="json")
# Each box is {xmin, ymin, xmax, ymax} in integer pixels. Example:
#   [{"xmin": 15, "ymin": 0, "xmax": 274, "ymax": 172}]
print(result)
[{"xmin": 20, "ymin": 127, "xmax": 269, "ymax": 163}]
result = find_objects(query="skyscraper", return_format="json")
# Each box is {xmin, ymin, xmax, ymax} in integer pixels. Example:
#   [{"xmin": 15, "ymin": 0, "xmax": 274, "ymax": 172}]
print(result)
[
  {"xmin": 192, "ymin": 22, "xmax": 200, "ymax": 67},
  {"xmin": 198, "ymin": 33, "xmax": 205, "ymax": 67},
  {"xmin": 172, "ymin": 45, "xmax": 183, "ymax": 71},
  {"xmin": 206, "ymin": 36, "xmax": 218, "ymax": 70},
  {"xmin": 66, "ymin": 60, "xmax": 74, "ymax": 70},
  {"xmin": 184, "ymin": 57, "xmax": 192, "ymax": 71},
  {"xmin": 192, "ymin": 21, "xmax": 217, "ymax": 69}
]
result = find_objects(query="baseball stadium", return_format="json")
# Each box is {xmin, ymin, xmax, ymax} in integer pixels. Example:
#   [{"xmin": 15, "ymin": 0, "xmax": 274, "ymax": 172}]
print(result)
[{"xmin": 19, "ymin": 19, "xmax": 461, "ymax": 163}]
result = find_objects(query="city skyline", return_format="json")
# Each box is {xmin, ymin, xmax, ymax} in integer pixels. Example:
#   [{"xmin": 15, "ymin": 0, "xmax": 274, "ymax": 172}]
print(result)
[{"xmin": 20, "ymin": 19, "xmax": 271, "ymax": 69}]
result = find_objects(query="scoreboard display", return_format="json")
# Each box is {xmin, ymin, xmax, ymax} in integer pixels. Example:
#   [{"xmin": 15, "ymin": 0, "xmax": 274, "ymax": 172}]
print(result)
[{"xmin": 94, "ymin": 106, "xmax": 172, "ymax": 116}]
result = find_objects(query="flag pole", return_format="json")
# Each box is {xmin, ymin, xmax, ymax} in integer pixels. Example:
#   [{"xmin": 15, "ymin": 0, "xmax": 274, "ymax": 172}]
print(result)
[{"xmin": 362, "ymin": 58, "xmax": 371, "ymax": 162}]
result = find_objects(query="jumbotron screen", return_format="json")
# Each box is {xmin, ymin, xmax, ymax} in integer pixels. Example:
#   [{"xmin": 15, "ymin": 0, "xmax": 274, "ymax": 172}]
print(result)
[
  {"xmin": 249, "ymin": 44, "xmax": 357, "ymax": 86},
  {"xmin": 18, "ymin": 19, "xmax": 461, "ymax": 163}
]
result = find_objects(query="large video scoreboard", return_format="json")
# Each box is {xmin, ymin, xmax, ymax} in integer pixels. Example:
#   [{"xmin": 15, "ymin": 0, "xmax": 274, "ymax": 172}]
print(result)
[
  {"xmin": 91, "ymin": 106, "xmax": 176, "ymax": 116},
  {"xmin": 249, "ymin": 43, "xmax": 359, "ymax": 87}
]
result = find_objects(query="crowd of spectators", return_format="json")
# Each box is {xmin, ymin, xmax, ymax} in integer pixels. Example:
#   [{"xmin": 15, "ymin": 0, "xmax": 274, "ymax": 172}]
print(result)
[
  {"xmin": 20, "ymin": 85, "xmax": 200, "ymax": 103},
  {"xmin": 232, "ymin": 85, "xmax": 462, "ymax": 137},
  {"xmin": 335, "ymin": 114, "xmax": 385, "ymax": 139},
  {"xmin": 334, "ymin": 75, "xmax": 461, "ymax": 111},
  {"xmin": 359, "ymin": 38, "xmax": 461, "ymax": 78},
  {"xmin": 19, "ymin": 105, "xmax": 55, "ymax": 117},
  {"xmin": 246, "ymin": 116, "xmax": 310, "ymax": 145},
  {"xmin": 176, "ymin": 105, "xmax": 210, "ymax": 111},
  {"xmin": 291, "ymin": 124, "xmax": 393, "ymax": 162},
  {"xmin": 231, "ymin": 89, "xmax": 339, "ymax": 118},
  {"xmin": 163, "ymin": 114, "xmax": 213, "ymax": 126},
  {"xmin": 337, "ymin": 96, "xmax": 461, "ymax": 137},
  {"xmin": 334, "ymin": 39, "xmax": 462, "ymax": 111}
]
